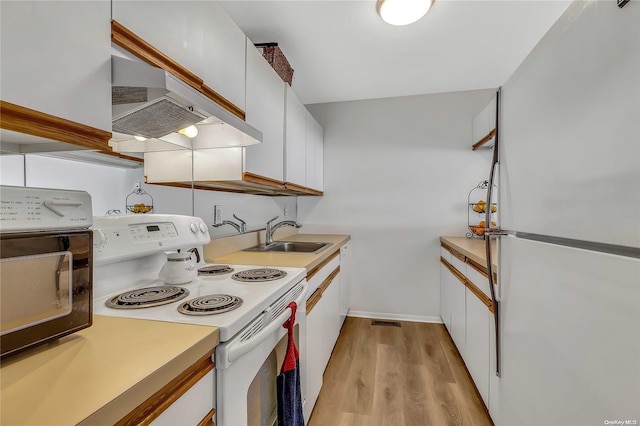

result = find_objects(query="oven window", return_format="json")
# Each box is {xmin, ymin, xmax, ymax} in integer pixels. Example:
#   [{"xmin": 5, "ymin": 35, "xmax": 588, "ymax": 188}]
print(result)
[
  {"xmin": 247, "ymin": 324, "xmax": 300, "ymax": 426},
  {"xmin": 0, "ymin": 251, "xmax": 73, "ymax": 335}
]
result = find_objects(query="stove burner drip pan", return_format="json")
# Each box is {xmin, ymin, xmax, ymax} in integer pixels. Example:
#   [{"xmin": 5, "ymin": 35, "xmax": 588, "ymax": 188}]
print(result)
[
  {"xmin": 232, "ymin": 268, "xmax": 287, "ymax": 282},
  {"xmin": 178, "ymin": 295, "xmax": 243, "ymax": 315},
  {"xmin": 106, "ymin": 286, "xmax": 190, "ymax": 309},
  {"xmin": 198, "ymin": 265, "xmax": 235, "ymax": 276}
]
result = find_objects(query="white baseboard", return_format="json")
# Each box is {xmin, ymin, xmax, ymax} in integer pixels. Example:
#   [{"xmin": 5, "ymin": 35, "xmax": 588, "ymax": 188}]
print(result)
[{"xmin": 347, "ymin": 310, "xmax": 443, "ymax": 324}]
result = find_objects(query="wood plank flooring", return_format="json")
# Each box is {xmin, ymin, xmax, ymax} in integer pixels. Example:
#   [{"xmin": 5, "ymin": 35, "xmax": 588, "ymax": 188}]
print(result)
[{"xmin": 308, "ymin": 317, "xmax": 493, "ymax": 426}]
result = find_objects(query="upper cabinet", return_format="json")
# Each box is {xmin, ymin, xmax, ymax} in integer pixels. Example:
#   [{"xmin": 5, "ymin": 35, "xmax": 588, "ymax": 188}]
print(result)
[
  {"xmin": 284, "ymin": 86, "xmax": 308, "ymax": 188},
  {"xmin": 306, "ymin": 112, "xmax": 324, "ymax": 192},
  {"xmin": 472, "ymin": 96, "xmax": 497, "ymax": 151},
  {"xmin": 0, "ymin": 1, "xmax": 111, "ymax": 133},
  {"xmin": 283, "ymin": 87, "xmax": 324, "ymax": 194},
  {"xmin": 112, "ymin": 0, "xmax": 246, "ymax": 112},
  {"xmin": 244, "ymin": 39, "xmax": 286, "ymax": 182}
]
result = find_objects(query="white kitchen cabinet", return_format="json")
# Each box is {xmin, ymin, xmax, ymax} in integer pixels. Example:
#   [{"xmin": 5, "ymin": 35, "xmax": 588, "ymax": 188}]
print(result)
[
  {"xmin": 448, "ymin": 267, "xmax": 466, "ymax": 358},
  {"xmin": 112, "ymin": 0, "xmax": 246, "ymax": 110},
  {"xmin": 284, "ymin": 86, "xmax": 308, "ymax": 187},
  {"xmin": 0, "ymin": 1, "xmax": 111, "ymax": 132},
  {"xmin": 465, "ymin": 288, "xmax": 490, "ymax": 406},
  {"xmin": 472, "ymin": 96, "xmax": 496, "ymax": 149},
  {"xmin": 304, "ymin": 254, "xmax": 342, "ymax": 422},
  {"xmin": 244, "ymin": 39, "xmax": 286, "ymax": 182},
  {"xmin": 305, "ymin": 112, "xmax": 324, "ymax": 192},
  {"xmin": 439, "ymin": 262, "xmax": 452, "ymax": 331},
  {"xmin": 151, "ymin": 369, "xmax": 215, "ymax": 426},
  {"xmin": 338, "ymin": 243, "xmax": 351, "ymax": 327}
]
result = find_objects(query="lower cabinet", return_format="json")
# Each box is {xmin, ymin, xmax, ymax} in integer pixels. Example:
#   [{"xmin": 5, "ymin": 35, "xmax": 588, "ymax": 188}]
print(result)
[
  {"xmin": 465, "ymin": 288, "xmax": 490, "ymax": 406},
  {"xmin": 304, "ymin": 253, "xmax": 343, "ymax": 422},
  {"xmin": 118, "ymin": 349, "xmax": 216, "ymax": 426},
  {"xmin": 440, "ymin": 242, "xmax": 494, "ymax": 415}
]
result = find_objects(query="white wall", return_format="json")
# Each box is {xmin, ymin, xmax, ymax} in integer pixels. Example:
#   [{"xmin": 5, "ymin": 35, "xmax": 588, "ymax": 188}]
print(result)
[
  {"xmin": 299, "ymin": 90, "xmax": 495, "ymax": 321},
  {"xmin": 0, "ymin": 154, "xmax": 296, "ymax": 237}
]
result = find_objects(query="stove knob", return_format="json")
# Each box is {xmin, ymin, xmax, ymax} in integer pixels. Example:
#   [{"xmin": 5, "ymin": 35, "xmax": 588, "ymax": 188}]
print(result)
[
  {"xmin": 199, "ymin": 223, "xmax": 208, "ymax": 234},
  {"xmin": 93, "ymin": 228, "xmax": 106, "ymax": 248},
  {"xmin": 189, "ymin": 222, "xmax": 198, "ymax": 234}
]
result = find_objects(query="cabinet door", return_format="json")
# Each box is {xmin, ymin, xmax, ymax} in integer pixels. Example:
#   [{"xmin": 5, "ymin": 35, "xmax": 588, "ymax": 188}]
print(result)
[
  {"xmin": 305, "ymin": 294, "xmax": 326, "ymax": 422},
  {"xmin": 112, "ymin": 1, "xmax": 246, "ymax": 111},
  {"xmin": 472, "ymin": 96, "xmax": 496, "ymax": 145},
  {"xmin": 323, "ymin": 273, "xmax": 342, "ymax": 363},
  {"xmin": 465, "ymin": 289, "xmax": 490, "ymax": 406},
  {"xmin": 245, "ymin": 39, "xmax": 285, "ymax": 181},
  {"xmin": 440, "ymin": 262, "xmax": 452, "ymax": 330},
  {"xmin": 449, "ymin": 270, "xmax": 466, "ymax": 357},
  {"xmin": 1, "ymin": 1, "xmax": 111, "ymax": 132},
  {"xmin": 305, "ymin": 112, "xmax": 324, "ymax": 191},
  {"xmin": 284, "ymin": 86, "xmax": 307, "ymax": 186},
  {"xmin": 150, "ymin": 369, "xmax": 215, "ymax": 426},
  {"xmin": 339, "ymin": 244, "xmax": 351, "ymax": 327}
]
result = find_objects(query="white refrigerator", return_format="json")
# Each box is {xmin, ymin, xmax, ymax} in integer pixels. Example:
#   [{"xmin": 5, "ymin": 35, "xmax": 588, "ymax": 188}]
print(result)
[{"xmin": 487, "ymin": 1, "xmax": 640, "ymax": 425}]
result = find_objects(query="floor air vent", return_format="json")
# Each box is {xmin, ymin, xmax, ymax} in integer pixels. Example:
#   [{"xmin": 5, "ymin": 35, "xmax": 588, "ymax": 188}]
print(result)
[{"xmin": 371, "ymin": 320, "xmax": 401, "ymax": 327}]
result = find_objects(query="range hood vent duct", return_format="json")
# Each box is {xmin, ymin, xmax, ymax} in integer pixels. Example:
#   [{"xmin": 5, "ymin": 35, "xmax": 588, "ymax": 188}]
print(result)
[{"xmin": 111, "ymin": 55, "xmax": 262, "ymax": 144}]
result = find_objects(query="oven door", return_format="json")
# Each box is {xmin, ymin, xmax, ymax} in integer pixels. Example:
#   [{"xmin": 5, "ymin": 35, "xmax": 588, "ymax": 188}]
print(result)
[
  {"xmin": 0, "ymin": 229, "xmax": 93, "ymax": 358},
  {"xmin": 215, "ymin": 280, "xmax": 307, "ymax": 426}
]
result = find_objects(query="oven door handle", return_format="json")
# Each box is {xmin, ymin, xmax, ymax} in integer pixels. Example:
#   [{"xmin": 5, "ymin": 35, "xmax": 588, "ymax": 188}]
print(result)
[{"xmin": 224, "ymin": 283, "xmax": 307, "ymax": 366}]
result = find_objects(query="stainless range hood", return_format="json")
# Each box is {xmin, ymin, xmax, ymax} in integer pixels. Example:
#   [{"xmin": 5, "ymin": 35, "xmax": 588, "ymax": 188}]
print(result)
[{"xmin": 111, "ymin": 55, "xmax": 261, "ymax": 150}]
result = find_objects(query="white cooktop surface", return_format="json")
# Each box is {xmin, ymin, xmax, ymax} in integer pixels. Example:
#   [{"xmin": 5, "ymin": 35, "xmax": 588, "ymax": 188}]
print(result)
[{"xmin": 93, "ymin": 264, "xmax": 306, "ymax": 342}]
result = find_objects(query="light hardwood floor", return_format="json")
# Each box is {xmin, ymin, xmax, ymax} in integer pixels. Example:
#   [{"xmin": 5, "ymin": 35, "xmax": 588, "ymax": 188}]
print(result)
[{"xmin": 307, "ymin": 317, "xmax": 493, "ymax": 426}]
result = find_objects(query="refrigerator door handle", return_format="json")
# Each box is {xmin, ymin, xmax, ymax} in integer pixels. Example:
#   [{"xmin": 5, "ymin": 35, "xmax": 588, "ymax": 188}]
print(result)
[{"xmin": 485, "ymin": 87, "xmax": 501, "ymax": 377}]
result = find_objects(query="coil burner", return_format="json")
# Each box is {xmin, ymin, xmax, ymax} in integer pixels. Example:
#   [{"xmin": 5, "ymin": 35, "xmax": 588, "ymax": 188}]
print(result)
[
  {"xmin": 198, "ymin": 264, "xmax": 235, "ymax": 276},
  {"xmin": 105, "ymin": 286, "xmax": 190, "ymax": 309},
  {"xmin": 178, "ymin": 295, "xmax": 243, "ymax": 316},
  {"xmin": 232, "ymin": 268, "xmax": 287, "ymax": 283}
]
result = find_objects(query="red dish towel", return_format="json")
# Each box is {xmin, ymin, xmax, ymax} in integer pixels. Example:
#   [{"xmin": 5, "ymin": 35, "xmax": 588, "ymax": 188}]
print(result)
[{"xmin": 277, "ymin": 302, "xmax": 305, "ymax": 426}]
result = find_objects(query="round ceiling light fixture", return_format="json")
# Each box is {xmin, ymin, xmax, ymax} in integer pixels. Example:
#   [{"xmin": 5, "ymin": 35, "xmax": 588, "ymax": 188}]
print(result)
[{"xmin": 376, "ymin": 0, "xmax": 434, "ymax": 26}]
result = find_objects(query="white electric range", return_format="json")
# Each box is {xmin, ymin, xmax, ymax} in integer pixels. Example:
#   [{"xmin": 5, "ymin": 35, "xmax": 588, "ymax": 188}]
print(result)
[
  {"xmin": 91, "ymin": 214, "xmax": 308, "ymax": 426},
  {"xmin": 92, "ymin": 214, "xmax": 306, "ymax": 342}
]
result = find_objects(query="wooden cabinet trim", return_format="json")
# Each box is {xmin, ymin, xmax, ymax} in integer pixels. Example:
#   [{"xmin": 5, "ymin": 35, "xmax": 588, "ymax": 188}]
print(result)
[
  {"xmin": 111, "ymin": 20, "xmax": 245, "ymax": 121},
  {"xmin": 441, "ymin": 257, "xmax": 494, "ymax": 314},
  {"xmin": 440, "ymin": 243, "xmax": 452, "ymax": 253},
  {"xmin": 115, "ymin": 349, "xmax": 215, "ymax": 426},
  {"xmin": 306, "ymin": 266, "xmax": 340, "ymax": 314},
  {"xmin": 0, "ymin": 101, "xmax": 112, "ymax": 151},
  {"xmin": 242, "ymin": 172, "xmax": 285, "ymax": 189},
  {"xmin": 466, "ymin": 257, "xmax": 489, "ymax": 278},
  {"xmin": 283, "ymin": 182, "xmax": 323, "ymax": 196},
  {"xmin": 306, "ymin": 250, "xmax": 340, "ymax": 281},
  {"xmin": 197, "ymin": 408, "xmax": 216, "ymax": 426},
  {"xmin": 472, "ymin": 128, "xmax": 496, "ymax": 151},
  {"xmin": 306, "ymin": 288, "xmax": 323, "ymax": 314},
  {"xmin": 450, "ymin": 249, "xmax": 466, "ymax": 263},
  {"xmin": 201, "ymin": 84, "xmax": 245, "ymax": 120}
]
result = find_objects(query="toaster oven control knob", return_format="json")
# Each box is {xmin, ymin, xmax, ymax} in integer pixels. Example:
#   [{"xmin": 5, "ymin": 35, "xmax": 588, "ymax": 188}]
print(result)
[
  {"xmin": 199, "ymin": 223, "xmax": 208, "ymax": 234},
  {"xmin": 189, "ymin": 222, "xmax": 199, "ymax": 234},
  {"xmin": 93, "ymin": 228, "xmax": 106, "ymax": 248}
]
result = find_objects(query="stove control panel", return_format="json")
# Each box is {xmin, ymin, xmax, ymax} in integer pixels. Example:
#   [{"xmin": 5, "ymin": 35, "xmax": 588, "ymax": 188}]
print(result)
[
  {"xmin": 92, "ymin": 214, "xmax": 210, "ymax": 265},
  {"xmin": 129, "ymin": 222, "xmax": 178, "ymax": 242}
]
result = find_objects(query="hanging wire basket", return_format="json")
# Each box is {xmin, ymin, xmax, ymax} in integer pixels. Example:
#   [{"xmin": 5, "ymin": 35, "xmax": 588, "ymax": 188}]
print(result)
[
  {"xmin": 467, "ymin": 180, "xmax": 497, "ymax": 238},
  {"xmin": 126, "ymin": 184, "xmax": 153, "ymax": 214}
]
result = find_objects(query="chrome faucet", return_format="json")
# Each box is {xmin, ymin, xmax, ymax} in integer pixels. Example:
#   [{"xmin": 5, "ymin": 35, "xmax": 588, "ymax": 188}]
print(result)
[
  {"xmin": 265, "ymin": 215, "xmax": 302, "ymax": 245},
  {"xmin": 212, "ymin": 214, "xmax": 247, "ymax": 234}
]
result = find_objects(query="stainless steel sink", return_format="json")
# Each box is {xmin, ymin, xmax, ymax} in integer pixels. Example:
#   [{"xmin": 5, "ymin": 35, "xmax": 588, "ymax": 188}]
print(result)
[{"xmin": 243, "ymin": 241, "xmax": 332, "ymax": 254}]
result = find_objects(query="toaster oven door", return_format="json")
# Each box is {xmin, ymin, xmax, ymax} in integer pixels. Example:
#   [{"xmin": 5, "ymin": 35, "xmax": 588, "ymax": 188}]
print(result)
[{"xmin": 0, "ymin": 230, "xmax": 93, "ymax": 358}]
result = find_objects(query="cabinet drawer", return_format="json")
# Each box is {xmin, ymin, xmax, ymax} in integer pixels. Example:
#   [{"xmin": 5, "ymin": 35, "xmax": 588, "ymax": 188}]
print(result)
[
  {"xmin": 449, "ymin": 249, "xmax": 467, "ymax": 276},
  {"xmin": 440, "ymin": 245, "xmax": 452, "ymax": 263},
  {"xmin": 307, "ymin": 254, "xmax": 340, "ymax": 297},
  {"xmin": 466, "ymin": 261, "xmax": 491, "ymax": 298}
]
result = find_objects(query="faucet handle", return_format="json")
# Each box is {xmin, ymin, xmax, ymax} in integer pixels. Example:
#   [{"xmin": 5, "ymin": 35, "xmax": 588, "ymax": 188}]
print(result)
[
  {"xmin": 233, "ymin": 214, "xmax": 247, "ymax": 233},
  {"xmin": 233, "ymin": 214, "xmax": 246, "ymax": 225},
  {"xmin": 267, "ymin": 215, "xmax": 280, "ymax": 225}
]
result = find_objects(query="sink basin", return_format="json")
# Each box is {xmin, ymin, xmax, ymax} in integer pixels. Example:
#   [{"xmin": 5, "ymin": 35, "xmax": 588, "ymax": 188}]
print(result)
[{"xmin": 244, "ymin": 241, "xmax": 332, "ymax": 254}]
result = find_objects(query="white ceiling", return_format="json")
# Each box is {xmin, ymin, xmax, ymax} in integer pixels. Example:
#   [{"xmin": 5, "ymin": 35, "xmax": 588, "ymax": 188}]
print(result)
[{"xmin": 220, "ymin": 0, "xmax": 571, "ymax": 105}]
